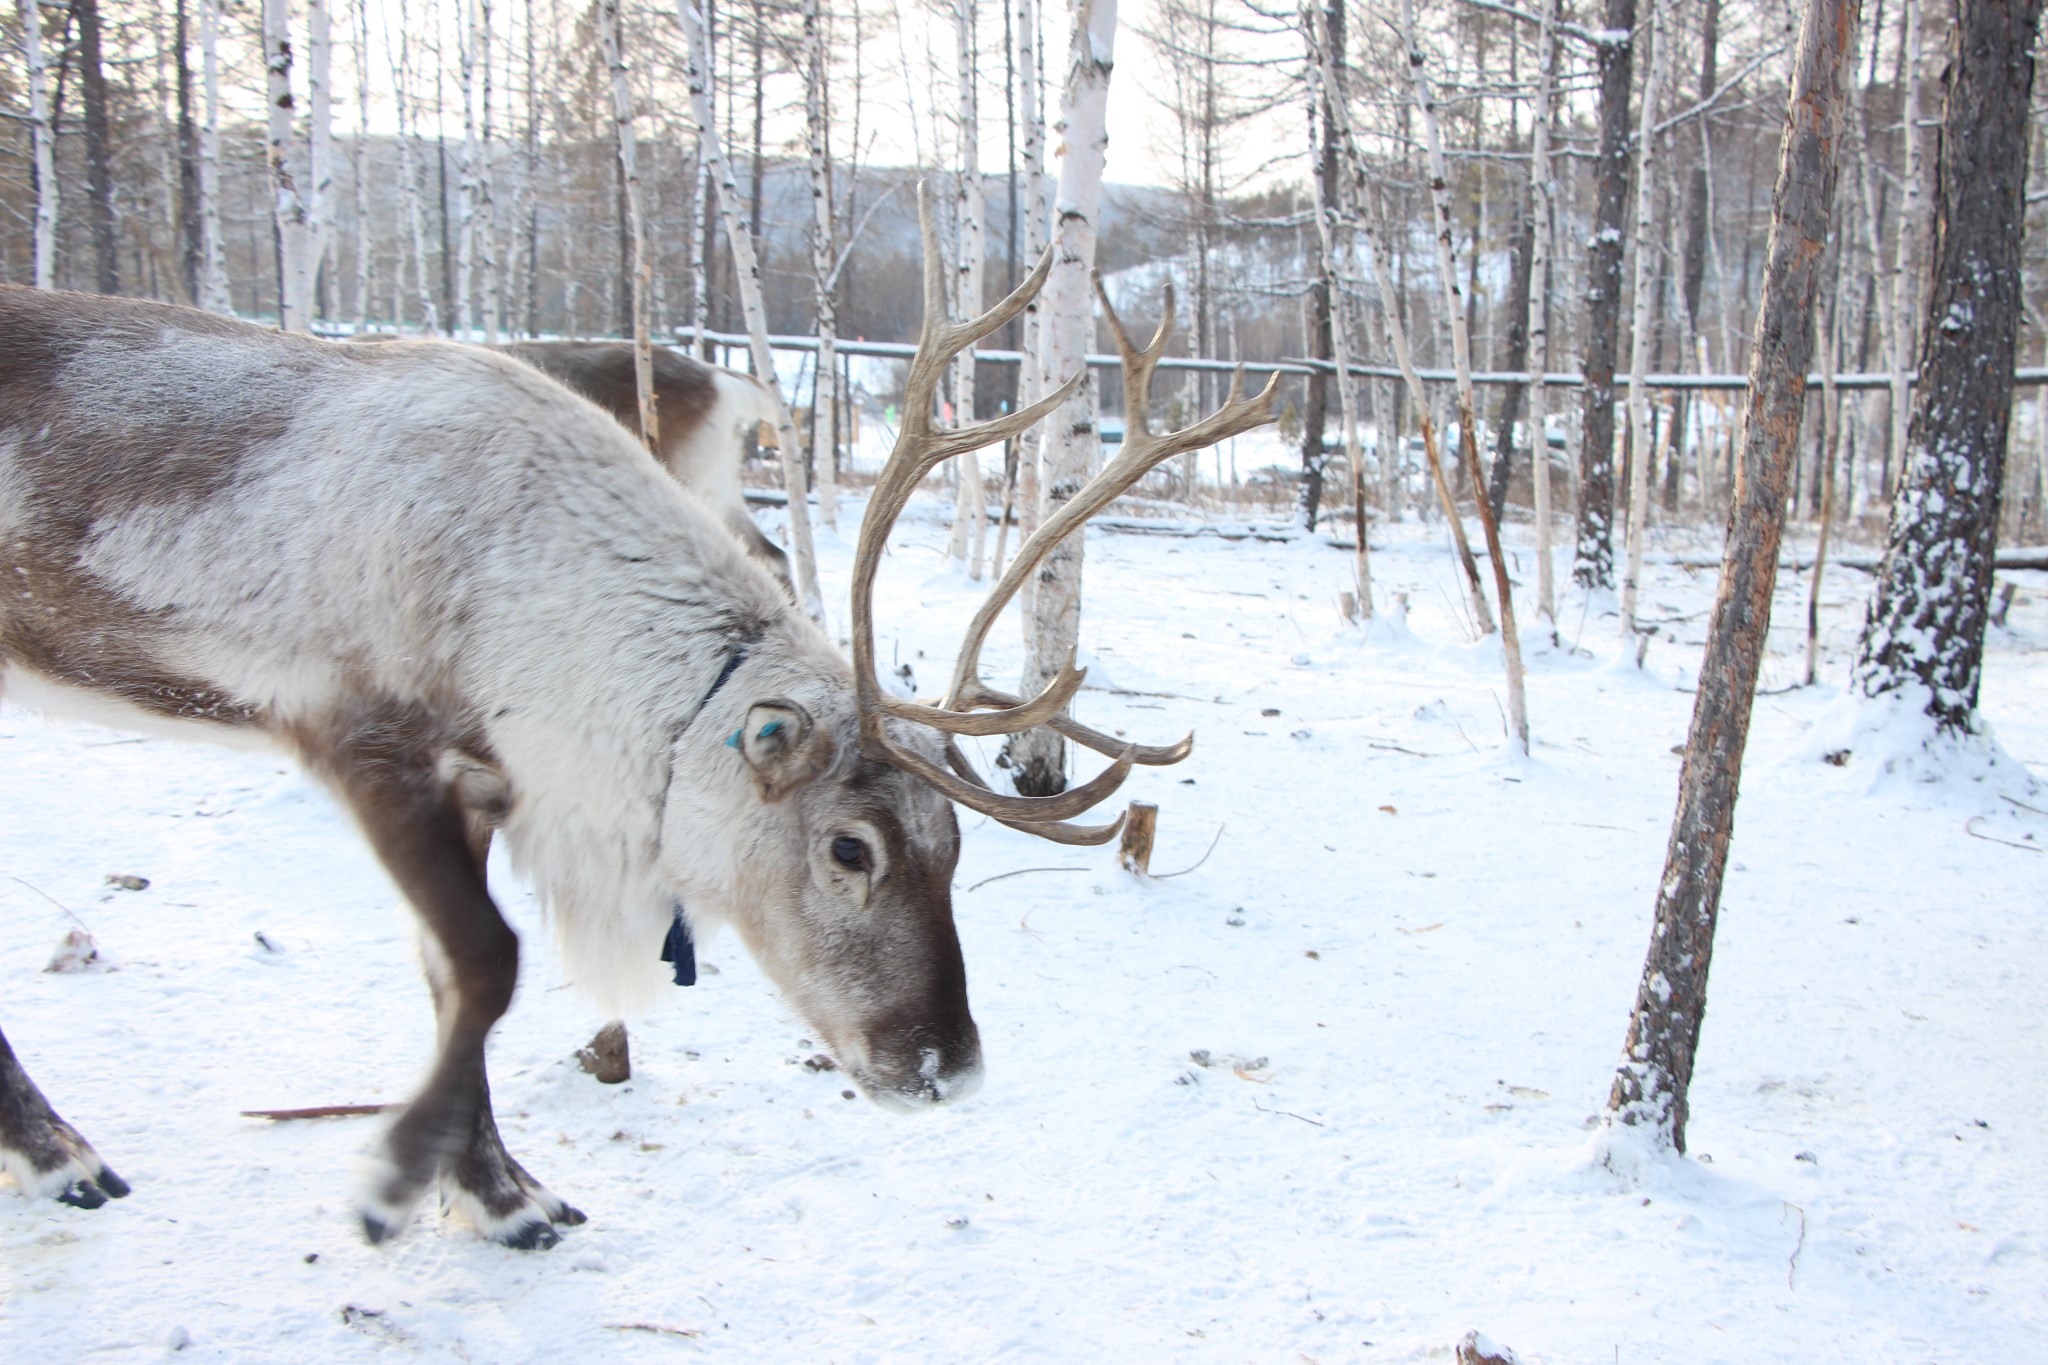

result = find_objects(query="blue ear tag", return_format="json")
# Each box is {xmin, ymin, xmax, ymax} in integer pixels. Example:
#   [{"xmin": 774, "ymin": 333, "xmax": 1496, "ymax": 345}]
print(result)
[
  {"xmin": 726, "ymin": 729, "xmax": 743, "ymax": 749},
  {"xmin": 758, "ymin": 720, "xmax": 784, "ymax": 739},
  {"xmin": 660, "ymin": 908, "xmax": 697, "ymax": 987}
]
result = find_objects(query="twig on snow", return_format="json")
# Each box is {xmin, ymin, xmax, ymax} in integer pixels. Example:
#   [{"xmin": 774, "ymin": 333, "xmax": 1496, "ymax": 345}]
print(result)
[
  {"xmin": 1252, "ymin": 1096, "xmax": 1324, "ymax": 1127},
  {"xmin": 966, "ymin": 866, "xmax": 1088, "ymax": 893},
  {"xmin": 2001, "ymin": 793, "xmax": 2047, "ymax": 817},
  {"xmin": 241, "ymin": 1104, "xmax": 398, "ymax": 1121},
  {"xmin": 604, "ymin": 1323, "xmax": 705, "ymax": 1338},
  {"xmin": 1152, "ymin": 824, "xmax": 1227, "ymax": 880},
  {"xmin": 1964, "ymin": 817, "xmax": 2040, "ymax": 853},
  {"xmin": 6, "ymin": 876, "xmax": 94, "ymax": 934}
]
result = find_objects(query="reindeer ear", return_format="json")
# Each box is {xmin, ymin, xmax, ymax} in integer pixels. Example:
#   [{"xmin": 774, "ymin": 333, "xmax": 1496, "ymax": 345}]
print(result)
[{"xmin": 729, "ymin": 699, "xmax": 833, "ymax": 801}]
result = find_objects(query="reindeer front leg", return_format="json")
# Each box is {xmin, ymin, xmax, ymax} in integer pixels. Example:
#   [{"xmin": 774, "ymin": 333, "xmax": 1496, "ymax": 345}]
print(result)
[
  {"xmin": 328, "ymin": 726, "xmax": 578, "ymax": 1250},
  {"xmin": 0, "ymin": 1024, "xmax": 130, "ymax": 1208}
]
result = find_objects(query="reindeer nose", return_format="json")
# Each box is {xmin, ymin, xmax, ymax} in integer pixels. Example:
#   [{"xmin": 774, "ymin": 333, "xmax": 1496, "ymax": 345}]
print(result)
[{"xmin": 860, "ymin": 1024, "xmax": 982, "ymax": 1111}]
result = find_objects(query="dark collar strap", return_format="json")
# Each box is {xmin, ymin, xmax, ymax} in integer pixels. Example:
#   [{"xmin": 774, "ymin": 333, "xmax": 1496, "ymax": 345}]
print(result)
[{"xmin": 701, "ymin": 643, "xmax": 749, "ymax": 711}]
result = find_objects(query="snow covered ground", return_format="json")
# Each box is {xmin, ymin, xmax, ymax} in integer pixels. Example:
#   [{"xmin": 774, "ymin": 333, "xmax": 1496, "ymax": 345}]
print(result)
[{"xmin": 3, "ymin": 497, "xmax": 2042, "ymax": 1364}]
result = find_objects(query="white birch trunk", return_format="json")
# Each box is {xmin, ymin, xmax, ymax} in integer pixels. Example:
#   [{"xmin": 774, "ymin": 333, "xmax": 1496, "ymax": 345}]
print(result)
[
  {"xmin": 947, "ymin": 0, "xmax": 990, "ymax": 578},
  {"xmin": 1886, "ymin": 0, "xmax": 1922, "ymax": 502},
  {"xmin": 478, "ymin": 0, "xmax": 500, "ymax": 342},
  {"xmin": 1399, "ymin": 0, "xmax": 1525, "ymax": 750},
  {"xmin": 263, "ymin": 0, "xmax": 314, "ymax": 332},
  {"xmin": 454, "ymin": 0, "xmax": 479, "ymax": 336},
  {"xmin": 21, "ymin": 0, "xmax": 57, "ymax": 291},
  {"xmin": 679, "ymin": 0, "xmax": 827, "ymax": 624},
  {"xmin": 1844, "ymin": 21, "xmax": 1894, "ymax": 522},
  {"xmin": 392, "ymin": 0, "xmax": 438, "ymax": 332},
  {"xmin": 689, "ymin": 144, "xmax": 712, "ymax": 358},
  {"xmin": 1620, "ymin": 0, "xmax": 1668, "ymax": 641},
  {"xmin": 1014, "ymin": 0, "xmax": 1051, "ymax": 577},
  {"xmin": 1526, "ymin": 0, "xmax": 1559, "ymax": 623},
  {"xmin": 197, "ymin": 0, "xmax": 230, "ymax": 312},
  {"xmin": 804, "ymin": 0, "xmax": 840, "ymax": 531},
  {"xmin": 1301, "ymin": 1, "xmax": 1369, "ymax": 615},
  {"xmin": 601, "ymin": 0, "xmax": 657, "ymax": 449},
  {"xmin": 1008, "ymin": 0, "xmax": 1115, "ymax": 796},
  {"xmin": 308, "ymin": 0, "xmax": 335, "ymax": 320},
  {"xmin": 352, "ymin": 0, "xmax": 372, "ymax": 328}
]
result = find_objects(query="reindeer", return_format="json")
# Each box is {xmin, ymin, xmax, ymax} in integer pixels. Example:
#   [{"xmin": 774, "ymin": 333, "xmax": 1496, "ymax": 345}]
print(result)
[
  {"xmin": 0, "ymin": 195, "xmax": 1275, "ymax": 1249},
  {"xmin": 353, "ymin": 335, "xmax": 794, "ymax": 589}
]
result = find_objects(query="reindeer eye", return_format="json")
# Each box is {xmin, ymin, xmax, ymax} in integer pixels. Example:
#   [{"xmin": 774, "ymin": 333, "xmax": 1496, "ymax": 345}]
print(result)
[{"xmin": 830, "ymin": 835, "xmax": 870, "ymax": 872}]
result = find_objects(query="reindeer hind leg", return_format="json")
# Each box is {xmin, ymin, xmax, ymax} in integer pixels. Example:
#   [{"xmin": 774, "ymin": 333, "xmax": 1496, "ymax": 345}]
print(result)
[{"xmin": 0, "ymin": 1024, "xmax": 129, "ymax": 1208}]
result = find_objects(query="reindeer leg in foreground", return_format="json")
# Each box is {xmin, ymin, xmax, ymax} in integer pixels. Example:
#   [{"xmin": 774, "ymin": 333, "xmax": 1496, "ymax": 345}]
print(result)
[
  {"xmin": 0, "ymin": 1024, "xmax": 130, "ymax": 1208},
  {"xmin": 330, "ymin": 729, "xmax": 568, "ymax": 1249},
  {"xmin": 419, "ymin": 933, "xmax": 586, "ymax": 1245}
]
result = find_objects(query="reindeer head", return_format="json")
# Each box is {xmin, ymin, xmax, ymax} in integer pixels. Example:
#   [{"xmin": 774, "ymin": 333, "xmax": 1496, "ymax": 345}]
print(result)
[{"xmin": 661, "ymin": 184, "xmax": 1275, "ymax": 1112}]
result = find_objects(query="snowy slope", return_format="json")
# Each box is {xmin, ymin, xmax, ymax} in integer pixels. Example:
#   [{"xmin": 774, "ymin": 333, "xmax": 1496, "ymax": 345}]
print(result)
[{"xmin": 2, "ymin": 499, "xmax": 2042, "ymax": 1364}]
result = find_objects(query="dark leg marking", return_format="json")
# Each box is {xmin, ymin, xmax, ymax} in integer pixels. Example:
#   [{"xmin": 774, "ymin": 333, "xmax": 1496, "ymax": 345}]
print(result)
[
  {"xmin": 326, "ymin": 723, "xmax": 570, "ymax": 1250},
  {"xmin": 0, "ymin": 1023, "xmax": 129, "ymax": 1208}
]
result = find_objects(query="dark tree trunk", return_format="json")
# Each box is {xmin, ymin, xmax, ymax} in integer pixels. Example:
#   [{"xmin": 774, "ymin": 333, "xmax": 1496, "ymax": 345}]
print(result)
[
  {"xmin": 1575, "ymin": 0, "xmax": 1636, "ymax": 588},
  {"xmin": 1297, "ymin": 0, "xmax": 1342, "ymax": 530},
  {"xmin": 175, "ymin": 0, "xmax": 201, "ymax": 304},
  {"xmin": 1606, "ymin": 0, "xmax": 1856, "ymax": 1157},
  {"xmin": 76, "ymin": 0, "xmax": 118, "ymax": 294},
  {"xmin": 1487, "ymin": 204, "xmax": 1536, "ymax": 523},
  {"xmin": 1854, "ymin": 0, "xmax": 2043, "ymax": 732}
]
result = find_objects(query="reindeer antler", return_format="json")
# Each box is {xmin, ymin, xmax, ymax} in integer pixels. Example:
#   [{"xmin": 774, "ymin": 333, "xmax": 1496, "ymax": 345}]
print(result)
[{"xmin": 851, "ymin": 185, "xmax": 1280, "ymax": 845}]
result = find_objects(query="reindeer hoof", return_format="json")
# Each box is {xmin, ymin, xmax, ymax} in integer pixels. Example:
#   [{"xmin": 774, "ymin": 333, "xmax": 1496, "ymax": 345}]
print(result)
[
  {"xmin": 359, "ymin": 1210, "xmax": 396, "ymax": 1245},
  {"xmin": 497, "ymin": 1219, "xmax": 562, "ymax": 1252},
  {"xmin": 553, "ymin": 1202, "xmax": 588, "ymax": 1227}
]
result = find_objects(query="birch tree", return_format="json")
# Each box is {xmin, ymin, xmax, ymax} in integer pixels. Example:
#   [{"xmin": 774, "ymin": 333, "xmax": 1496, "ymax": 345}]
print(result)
[
  {"xmin": 392, "ymin": 0, "xmax": 439, "ymax": 332},
  {"xmin": 1007, "ymin": 0, "xmax": 1116, "ymax": 797},
  {"xmin": 1399, "ymin": 0, "xmax": 1528, "ymax": 751},
  {"xmin": 264, "ymin": 0, "xmax": 315, "ymax": 331},
  {"xmin": 1846, "ymin": 11, "xmax": 1897, "ymax": 520},
  {"xmin": 352, "ymin": 0, "xmax": 373, "ymax": 328},
  {"xmin": 21, "ymin": 0, "xmax": 57, "ymax": 290},
  {"xmin": 1013, "ymin": 0, "xmax": 1052, "ymax": 551},
  {"xmin": 1619, "ymin": 0, "xmax": 1669, "ymax": 642},
  {"xmin": 197, "ymin": 0, "xmax": 230, "ymax": 312},
  {"xmin": 948, "ymin": 0, "xmax": 992, "ymax": 577},
  {"xmin": 1853, "ymin": 0, "xmax": 2043, "ymax": 736},
  {"xmin": 1605, "ymin": 0, "xmax": 1855, "ymax": 1161},
  {"xmin": 804, "ymin": 0, "xmax": 840, "ymax": 530},
  {"xmin": 309, "ymin": 0, "xmax": 336, "ymax": 318},
  {"xmin": 456, "ymin": 0, "xmax": 481, "ymax": 335},
  {"xmin": 1885, "ymin": 0, "xmax": 1924, "ymax": 495},
  {"xmin": 679, "ymin": 0, "xmax": 827, "ymax": 624},
  {"xmin": 600, "ymin": 0, "xmax": 657, "ymax": 449},
  {"xmin": 478, "ymin": 0, "xmax": 501, "ymax": 342}
]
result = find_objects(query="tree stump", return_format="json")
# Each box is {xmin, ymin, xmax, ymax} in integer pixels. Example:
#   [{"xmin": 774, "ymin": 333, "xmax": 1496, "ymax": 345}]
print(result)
[
  {"xmin": 1117, "ymin": 801, "xmax": 1158, "ymax": 875},
  {"xmin": 577, "ymin": 1020, "xmax": 631, "ymax": 1084}
]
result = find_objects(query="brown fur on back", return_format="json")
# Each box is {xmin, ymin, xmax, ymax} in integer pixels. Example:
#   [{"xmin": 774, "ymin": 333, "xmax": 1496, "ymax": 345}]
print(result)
[{"xmin": 495, "ymin": 342, "xmax": 721, "ymax": 463}]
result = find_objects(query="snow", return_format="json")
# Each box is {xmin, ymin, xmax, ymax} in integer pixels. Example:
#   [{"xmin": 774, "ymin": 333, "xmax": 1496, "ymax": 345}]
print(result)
[{"xmin": 3, "ymin": 502, "xmax": 2045, "ymax": 1363}]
